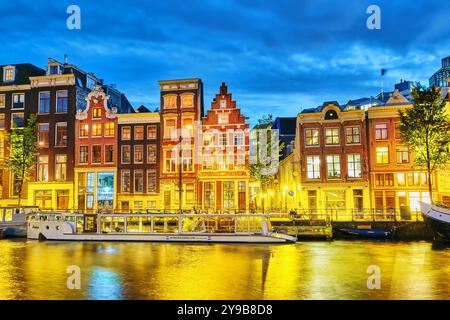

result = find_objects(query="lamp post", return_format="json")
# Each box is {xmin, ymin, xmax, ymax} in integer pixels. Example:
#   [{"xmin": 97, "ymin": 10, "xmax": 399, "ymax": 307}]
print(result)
[
  {"xmin": 269, "ymin": 190, "xmax": 274, "ymax": 212},
  {"xmin": 284, "ymin": 185, "xmax": 288, "ymax": 213}
]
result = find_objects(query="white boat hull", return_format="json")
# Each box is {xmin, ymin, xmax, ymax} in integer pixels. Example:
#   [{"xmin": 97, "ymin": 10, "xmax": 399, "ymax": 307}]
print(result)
[
  {"xmin": 27, "ymin": 220, "xmax": 296, "ymax": 243},
  {"xmin": 420, "ymin": 202, "xmax": 450, "ymax": 242}
]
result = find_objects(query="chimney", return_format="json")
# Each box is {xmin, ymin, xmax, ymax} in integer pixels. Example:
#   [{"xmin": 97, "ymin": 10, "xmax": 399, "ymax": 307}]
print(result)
[{"xmin": 64, "ymin": 54, "xmax": 68, "ymax": 64}]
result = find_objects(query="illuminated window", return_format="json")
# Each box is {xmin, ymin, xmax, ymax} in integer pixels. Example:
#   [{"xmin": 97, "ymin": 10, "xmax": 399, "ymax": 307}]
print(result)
[
  {"xmin": 147, "ymin": 125, "xmax": 157, "ymax": 139},
  {"xmin": 407, "ymin": 172, "xmax": 420, "ymax": 186},
  {"xmin": 353, "ymin": 190, "xmax": 363, "ymax": 212},
  {"xmin": 134, "ymin": 126, "xmax": 144, "ymax": 140},
  {"xmin": 305, "ymin": 129, "xmax": 319, "ymax": 146},
  {"xmin": 121, "ymin": 145, "xmax": 131, "ymax": 164},
  {"xmin": 121, "ymin": 171, "xmax": 130, "ymax": 193},
  {"xmin": 0, "ymin": 114, "xmax": 4, "ymax": 130},
  {"xmin": 375, "ymin": 123, "xmax": 388, "ymax": 140},
  {"xmin": 223, "ymin": 182, "xmax": 235, "ymax": 209},
  {"xmin": 0, "ymin": 94, "xmax": 5, "ymax": 108},
  {"xmin": 80, "ymin": 123, "xmax": 89, "ymax": 137},
  {"xmin": 203, "ymin": 133, "xmax": 213, "ymax": 146},
  {"xmin": 326, "ymin": 155, "xmax": 341, "ymax": 179},
  {"xmin": 34, "ymin": 190, "xmax": 52, "ymax": 210},
  {"xmin": 121, "ymin": 126, "xmax": 131, "ymax": 140},
  {"xmin": 134, "ymin": 145, "xmax": 144, "ymax": 164},
  {"xmin": 92, "ymin": 145, "xmax": 101, "ymax": 163},
  {"xmin": 218, "ymin": 113, "xmax": 229, "ymax": 124},
  {"xmin": 397, "ymin": 173, "xmax": 406, "ymax": 186},
  {"xmin": 105, "ymin": 145, "xmax": 114, "ymax": 163},
  {"xmin": 165, "ymin": 149, "xmax": 177, "ymax": 173},
  {"xmin": 181, "ymin": 95, "xmax": 193, "ymax": 108},
  {"xmin": 3, "ymin": 66, "xmax": 15, "ymax": 82},
  {"xmin": 134, "ymin": 170, "xmax": 144, "ymax": 193},
  {"xmin": 185, "ymin": 183, "xmax": 195, "ymax": 205},
  {"xmin": 204, "ymin": 182, "xmax": 215, "ymax": 209},
  {"xmin": 147, "ymin": 144, "xmax": 156, "ymax": 164},
  {"xmin": 55, "ymin": 155, "xmax": 67, "ymax": 181},
  {"xmin": 55, "ymin": 122, "xmax": 67, "ymax": 146},
  {"xmin": 202, "ymin": 153, "xmax": 213, "ymax": 171},
  {"xmin": 92, "ymin": 123, "xmax": 102, "ymax": 136},
  {"xmin": 79, "ymin": 146, "xmax": 88, "ymax": 164},
  {"xmin": 37, "ymin": 156, "xmax": 48, "ymax": 182},
  {"xmin": 182, "ymin": 148, "xmax": 193, "ymax": 172},
  {"xmin": 183, "ymin": 118, "xmax": 193, "ymax": 136},
  {"xmin": 38, "ymin": 124, "xmax": 49, "ymax": 148},
  {"xmin": 147, "ymin": 170, "xmax": 157, "ymax": 193},
  {"xmin": 325, "ymin": 128, "xmax": 339, "ymax": 145},
  {"xmin": 347, "ymin": 154, "xmax": 362, "ymax": 178},
  {"xmin": 306, "ymin": 156, "xmax": 320, "ymax": 179},
  {"xmin": 396, "ymin": 146, "xmax": 409, "ymax": 164},
  {"xmin": 234, "ymin": 132, "xmax": 244, "ymax": 145},
  {"xmin": 0, "ymin": 134, "xmax": 4, "ymax": 159},
  {"xmin": 345, "ymin": 126, "xmax": 360, "ymax": 144},
  {"xmin": 164, "ymin": 119, "xmax": 176, "ymax": 139},
  {"xmin": 39, "ymin": 92, "xmax": 50, "ymax": 114},
  {"xmin": 93, "ymin": 107, "xmax": 102, "ymax": 119},
  {"xmin": 394, "ymin": 123, "xmax": 402, "ymax": 140},
  {"xmin": 56, "ymin": 91, "xmax": 68, "ymax": 113},
  {"xmin": 105, "ymin": 122, "xmax": 115, "ymax": 136},
  {"xmin": 376, "ymin": 147, "xmax": 389, "ymax": 164},
  {"xmin": 164, "ymin": 95, "xmax": 177, "ymax": 109}
]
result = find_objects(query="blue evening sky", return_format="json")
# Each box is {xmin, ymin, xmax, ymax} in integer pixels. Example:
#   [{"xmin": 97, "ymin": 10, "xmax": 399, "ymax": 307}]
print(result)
[{"xmin": 1, "ymin": 0, "xmax": 449, "ymax": 124}]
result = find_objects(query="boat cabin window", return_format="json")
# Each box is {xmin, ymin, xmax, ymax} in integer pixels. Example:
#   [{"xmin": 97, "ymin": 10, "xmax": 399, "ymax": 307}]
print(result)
[
  {"xmin": 100, "ymin": 217, "xmax": 125, "ymax": 233},
  {"xmin": 182, "ymin": 217, "xmax": 207, "ymax": 233},
  {"xmin": 126, "ymin": 217, "xmax": 151, "ymax": 233},
  {"xmin": 153, "ymin": 217, "xmax": 179, "ymax": 233}
]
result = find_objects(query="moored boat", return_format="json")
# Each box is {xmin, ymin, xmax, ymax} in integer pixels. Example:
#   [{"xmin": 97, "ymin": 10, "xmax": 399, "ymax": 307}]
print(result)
[
  {"xmin": 420, "ymin": 202, "xmax": 450, "ymax": 242},
  {"xmin": 26, "ymin": 213, "xmax": 297, "ymax": 243},
  {"xmin": 335, "ymin": 227, "xmax": 393, "ymax": 239}
]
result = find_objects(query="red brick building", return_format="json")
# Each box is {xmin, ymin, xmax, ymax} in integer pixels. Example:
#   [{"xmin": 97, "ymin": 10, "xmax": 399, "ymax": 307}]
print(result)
[
  {"xmin": 296, "ymin": 102, "xmax": 370, "ymax": 218},
  {"xmin": 199, "ymin": 83, "xmax": 249, "ymax": 212}
]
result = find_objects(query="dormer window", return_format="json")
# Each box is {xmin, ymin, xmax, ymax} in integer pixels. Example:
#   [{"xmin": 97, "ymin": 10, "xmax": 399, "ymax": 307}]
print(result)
[
  {"xmin": 324, "ymin": 109, "xmax": 339, "ymax": 120},
  {"xmin": 3, "ymin": 66, "xmax": 15, "ymax": 82},
  {"xmin": 48, "ymin": 63, "xmax": 62, "ymax": 75}
]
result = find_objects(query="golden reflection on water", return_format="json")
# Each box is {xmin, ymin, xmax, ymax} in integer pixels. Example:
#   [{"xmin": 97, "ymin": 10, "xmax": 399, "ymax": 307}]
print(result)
[{"xmin": 0, "ymin": 240, "xmax": 449, "ymax": 300}]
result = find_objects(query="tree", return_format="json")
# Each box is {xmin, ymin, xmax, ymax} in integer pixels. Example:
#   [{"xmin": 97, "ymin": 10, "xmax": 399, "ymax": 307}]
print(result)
[
  {"xmin": 398, "ymin": 84, "xmax": 450, "ymax": 202},
  {"xmin": 4, "ymin": 114, "xmax": 38, "ymax": 205},
  {"xmin": 250, "ymin": 114, "xmax": 284, "ymax": 194}
]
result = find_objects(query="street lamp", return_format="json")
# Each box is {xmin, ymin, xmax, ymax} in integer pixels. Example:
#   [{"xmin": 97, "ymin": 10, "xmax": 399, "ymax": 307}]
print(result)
[{"xmin": 284, "ymin": 185, "xmax": 288, "ymax": 213}]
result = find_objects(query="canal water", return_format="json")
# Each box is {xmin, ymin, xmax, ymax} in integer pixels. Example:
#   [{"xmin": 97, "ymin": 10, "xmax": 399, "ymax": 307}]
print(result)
[{"xmin": 0, "ymin": 239, "xmax": 449, "ymax": 300}]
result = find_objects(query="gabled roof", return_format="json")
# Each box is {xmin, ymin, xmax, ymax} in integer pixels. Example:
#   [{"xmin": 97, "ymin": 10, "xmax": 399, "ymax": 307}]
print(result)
[
  {"xmin": 136, "ymin": 105, "xmax": 150, "ymax": 113},
  {"xmin": 385, "ymin": 89, "xmax": 410, "ymax": 106}
]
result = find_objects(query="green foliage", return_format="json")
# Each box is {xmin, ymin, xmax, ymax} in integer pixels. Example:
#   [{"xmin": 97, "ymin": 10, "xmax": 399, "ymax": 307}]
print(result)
[
  {"xmin": 4, "ymin": 114, "xmax": 38, "ymax": 204},
  {"xmin": 250, "ymin": 114, "xmax": 285, "ymax": 191},
  {"xmin": 398, "ymin": 84, "xmax": 450, "ymax": 200}
]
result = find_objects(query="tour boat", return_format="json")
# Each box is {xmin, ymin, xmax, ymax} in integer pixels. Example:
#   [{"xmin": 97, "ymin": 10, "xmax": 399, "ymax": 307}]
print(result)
[
  {"xmin": 420, "ymin": 202, "xmax": 450, "ymax": 242},
  {"xmin": 26, "ymin": 213, "xmax": 297, "ymax": 243}
]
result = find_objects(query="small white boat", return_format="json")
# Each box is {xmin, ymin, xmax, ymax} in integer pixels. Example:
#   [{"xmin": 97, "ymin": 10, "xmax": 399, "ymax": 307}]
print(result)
[
  {"xmin": 26, "ymin": 213, "xmax": 297, "ymax": 243},
  {"xmin": 1, "ymin": 206, "xmax": 38, "ymax": 238},
  {"xmin": 420, "ymin": 202, "xmax": 450, "ymax": 242}
]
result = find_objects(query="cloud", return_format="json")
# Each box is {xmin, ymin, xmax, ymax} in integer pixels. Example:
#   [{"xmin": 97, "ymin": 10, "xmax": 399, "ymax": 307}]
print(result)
[{"xmin": 0, "ymin": 0, "xmax": 449, "ymax": 125}]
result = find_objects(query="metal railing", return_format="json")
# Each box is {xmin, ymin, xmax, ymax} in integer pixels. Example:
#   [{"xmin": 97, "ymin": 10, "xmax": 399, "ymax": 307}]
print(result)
[{"xmin": 33, "ymin": 207, "xmax": 424, "ymax": 222}]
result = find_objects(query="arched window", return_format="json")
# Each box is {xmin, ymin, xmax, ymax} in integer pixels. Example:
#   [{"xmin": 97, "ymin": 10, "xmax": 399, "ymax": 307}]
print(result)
[{"xmin": 324, "ymin": 109, "xmax": 339, "ymax": 120}]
